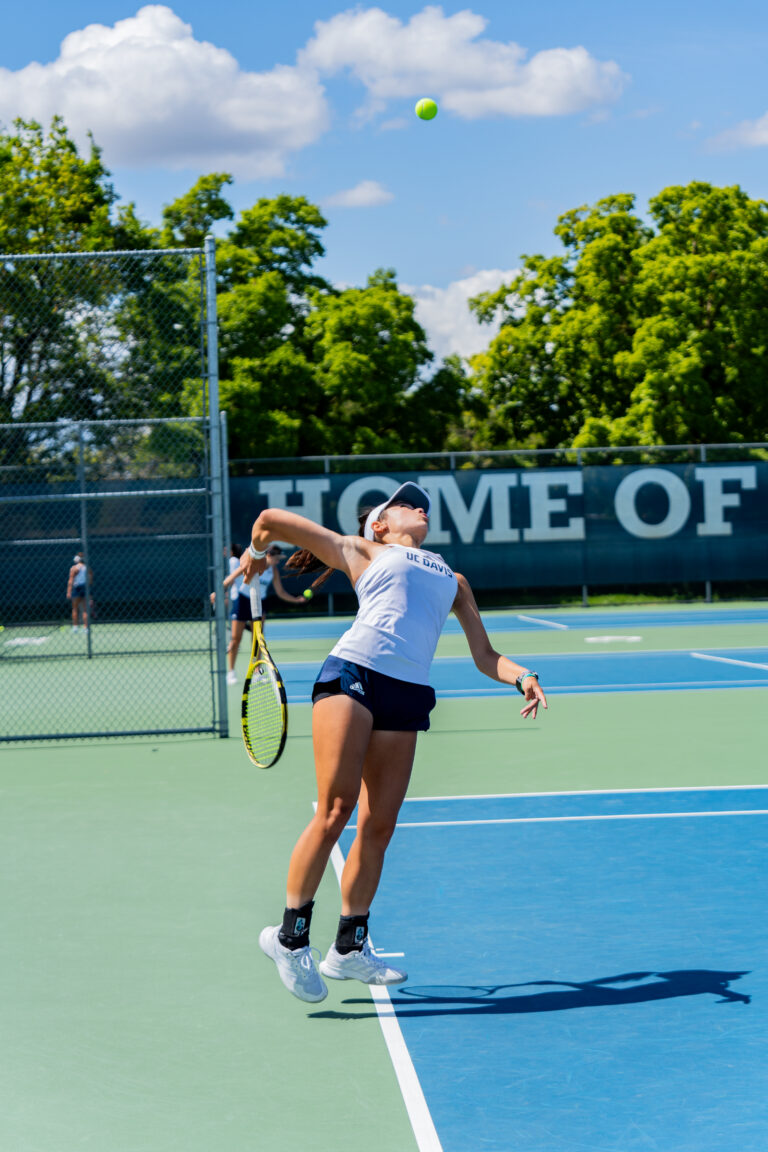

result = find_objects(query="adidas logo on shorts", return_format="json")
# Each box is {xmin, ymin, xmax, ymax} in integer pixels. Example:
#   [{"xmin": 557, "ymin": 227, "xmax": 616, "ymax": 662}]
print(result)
[{"xmin": 349, "ymin": 681, "xmax": 364, "ymax": 694}]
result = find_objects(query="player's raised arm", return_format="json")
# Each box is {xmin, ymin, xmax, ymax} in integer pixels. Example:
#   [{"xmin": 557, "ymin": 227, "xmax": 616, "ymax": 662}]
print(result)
[
  {"xmin": 240, "ymin": 507, "xmax": 376, "ymax": 587},
  {"xmin": 452, "ymin": 573, "xmax": 548, "ymax": 720}
]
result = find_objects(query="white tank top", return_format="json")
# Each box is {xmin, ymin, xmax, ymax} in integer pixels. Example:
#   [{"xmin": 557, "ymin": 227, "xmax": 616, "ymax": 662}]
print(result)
[
  {"xmin": 258, "ymin": 567, "xmax": 274, "ymax": 599},
  {"xmin": 330, "ymin": 544, "xmax": 457, "ymax": 685},
  {"xmin": 229, "ymin": 556, "xmax": 244, "ymax": 602}
]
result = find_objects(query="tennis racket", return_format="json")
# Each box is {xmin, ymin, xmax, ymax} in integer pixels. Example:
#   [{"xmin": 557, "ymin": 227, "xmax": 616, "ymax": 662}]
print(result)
[{"xmin": 241, "ymin": 578, "xmax": 288, "ymax": 768}]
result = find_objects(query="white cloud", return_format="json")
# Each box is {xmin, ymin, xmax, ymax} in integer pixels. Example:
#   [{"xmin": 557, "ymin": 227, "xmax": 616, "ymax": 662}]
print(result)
[
  {"xmin": 709, "ymin": 112, "xmax": 768, "ymax": 150},
  {"xmin": 379, "ymin": 117, "xmax": 409, "ymax": 132},
  {"xmin": 405, "ymin": 268, "xmax": 518, "ymax": 361},
  {"xmin": 302, "ymin": 5, "xmax": 627, "ymax": 119},
  {"xmin": 0, "ymin": 4, "xmax": 328, "ymax": 178},
  {"xmin": 324, "ymin": 179, "xmax": 394, "ymax": 207},
  {"xmin": 0, "ymin": 5, "xmax": 627, "ymax": 177}
]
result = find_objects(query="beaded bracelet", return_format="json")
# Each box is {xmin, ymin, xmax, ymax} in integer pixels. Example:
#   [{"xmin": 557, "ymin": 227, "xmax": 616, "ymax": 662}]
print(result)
[{"xmin": 515, "ymin": 670, "xmax": 539, "ymax": 695}]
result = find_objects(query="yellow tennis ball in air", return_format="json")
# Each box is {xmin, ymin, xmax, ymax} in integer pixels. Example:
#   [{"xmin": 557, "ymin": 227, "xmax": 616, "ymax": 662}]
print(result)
[
  {"xmin": 415, "ymin": 98, "xmax": 438, "ymax": 120},
  {"xmin": 303, "ymin": 589, "xmax": 314, "ymax": 600}
]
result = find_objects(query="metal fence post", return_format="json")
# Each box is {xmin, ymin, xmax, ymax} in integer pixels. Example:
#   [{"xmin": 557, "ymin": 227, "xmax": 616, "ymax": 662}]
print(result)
[
  {"xmin": 77, "ymin": 422, "xmax": 93, "ymax": 659},
  {"xmin": 205, "ymin": 235, "xmax": 229, "ymax": 737},
  {"xmin": 220, "ymin": 410, "xmax": 232, "ymax": 555}
]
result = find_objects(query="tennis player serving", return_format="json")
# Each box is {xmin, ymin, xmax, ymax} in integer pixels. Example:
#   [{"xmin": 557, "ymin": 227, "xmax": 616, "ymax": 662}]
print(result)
[{"xmin": 241, "ymin": 482, "xmax": 547, "ymax": 1003}]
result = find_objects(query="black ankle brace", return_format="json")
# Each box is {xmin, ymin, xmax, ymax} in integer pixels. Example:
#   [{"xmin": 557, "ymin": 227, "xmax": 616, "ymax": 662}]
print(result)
[
  {"xmin": 278, "ymin": 900, "xmax": 314, "ymax": 951},
  {"xmin": 335, "ymin": 912, "xmax": 369, "ymax": 954}
]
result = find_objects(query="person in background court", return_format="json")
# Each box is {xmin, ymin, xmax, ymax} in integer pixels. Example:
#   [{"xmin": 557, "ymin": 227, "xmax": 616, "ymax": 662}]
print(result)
[
  {"xmin": 66, "ymin": 553, "xmax": 92, "ymax": 633},
  {"xmin": 226, "ymin": 542, "xmax": 245, "ymax": 618},
  {"xmin": 213, "ymin": 545, "xmax": 309, "ymax": 685}
]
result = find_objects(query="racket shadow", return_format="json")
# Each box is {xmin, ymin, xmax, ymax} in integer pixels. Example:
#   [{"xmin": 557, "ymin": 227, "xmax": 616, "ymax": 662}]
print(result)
[{"xmin": 308, "ymin": 968, "xmax": 751, "ymax": 1020}]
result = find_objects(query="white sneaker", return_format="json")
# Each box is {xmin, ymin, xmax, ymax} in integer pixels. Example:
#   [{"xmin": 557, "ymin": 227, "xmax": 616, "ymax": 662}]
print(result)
[
  {"xmin": 226, "ymin": 669, "xmax": 238, "ymax": 685},
  {"xmin": 259, "ymin": 926, "xmax": 327, "ymax": 1003},
  {"xmin": 320, "ymin": 939, "xmax": 407, "ymax": 985}
]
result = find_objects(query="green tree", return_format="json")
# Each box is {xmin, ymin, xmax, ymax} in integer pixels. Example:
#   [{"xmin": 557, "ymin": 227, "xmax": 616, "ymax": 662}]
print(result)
[
  {"xmin": 0, "ymin": 119, "xmax": 524, "ymax": 462},
  {"xmin": 469, "ymin": 194, "xmax": 650, "ymax": 448},
  {"xmin": 220, "ymin": 195, "xmax": 328, "ymax": 294},
  {"xmin": 305, "ymin": 269, "xmax": 433, "ymax": 455},
  {"xmin": 590, "ymin": 183, "xmax": 768, "ymax": 445},
  {"xmin": 110, "ymin": 176, "xmax": 239, "ymax": 425},
  {"xmin": 189, "ymin": 201, "xmax": 464, "ymax": 459},
  {"xmin": 468, "ymin": 182, "xmax": 768, "ymax": 449},
  {"xmin": 0, "ymin": 117, "xmax": 119, "ymax": 254},
  {"xmin": 0, "ymin": 118, "xmax": 157, "ymax": 433},
  {"xmin": 403, "ymin": 354, "xmax": 473, "ymax": 454},
  {"xmin": 191, "ymin": 195, "xmax": 331, "ymax": 458},
  {"xmin": 161, "ymin": 173, "xmax": 234, "ymax": 248}
]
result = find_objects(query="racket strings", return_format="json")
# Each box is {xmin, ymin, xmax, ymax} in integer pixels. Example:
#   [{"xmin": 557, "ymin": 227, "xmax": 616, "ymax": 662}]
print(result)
[{"xmin": 243, "ymin": 660, "xmax": 285, "ymax": 765}]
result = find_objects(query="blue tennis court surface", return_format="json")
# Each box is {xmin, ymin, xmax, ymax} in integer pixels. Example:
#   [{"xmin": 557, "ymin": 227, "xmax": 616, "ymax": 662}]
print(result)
[
  {"xmin": 330, "ymin": 789, "xmax": 768, "ymax": 1152},
  {"xmin": 279, "ymin": 647, "xmax": 768, "ymax": 701}
]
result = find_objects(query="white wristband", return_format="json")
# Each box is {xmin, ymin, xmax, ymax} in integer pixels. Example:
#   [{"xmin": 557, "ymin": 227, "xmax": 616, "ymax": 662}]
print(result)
[{"xmin": 248, "ymin": 542, "xmax": 267, "ymax": 560}]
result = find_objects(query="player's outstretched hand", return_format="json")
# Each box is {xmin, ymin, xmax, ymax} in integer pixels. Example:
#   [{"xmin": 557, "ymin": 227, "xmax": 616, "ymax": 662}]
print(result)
[{"xmin": 520, "ymin": 680, "xmax": 548, "ymax": 720}]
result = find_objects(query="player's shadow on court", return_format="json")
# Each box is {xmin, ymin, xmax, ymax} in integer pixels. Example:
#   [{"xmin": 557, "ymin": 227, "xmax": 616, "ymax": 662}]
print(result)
[{"xmin": 310, "ymin": 969, "xmax": 751, "ymax": 1020}]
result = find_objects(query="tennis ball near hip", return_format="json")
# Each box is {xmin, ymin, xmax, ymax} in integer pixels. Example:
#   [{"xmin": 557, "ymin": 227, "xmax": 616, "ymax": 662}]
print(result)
[
  {"xmin": 303, "ymin": 589, "xmax": 314, "ymax": 600},
  {"xmin": 415, "ymin": 98, "xmax": 438, "ymax": 120}
]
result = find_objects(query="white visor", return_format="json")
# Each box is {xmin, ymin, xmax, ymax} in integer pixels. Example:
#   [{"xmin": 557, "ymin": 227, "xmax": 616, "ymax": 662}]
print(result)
[{"xmin": 363, "ymin": 482, "xmax": 431, "ymax": 541}]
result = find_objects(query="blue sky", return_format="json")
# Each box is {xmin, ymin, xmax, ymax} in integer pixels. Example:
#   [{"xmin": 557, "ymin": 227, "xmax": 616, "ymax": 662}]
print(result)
[{"xmin": 2, "ymin": 1, "xmax": 768, "ymax": 358}]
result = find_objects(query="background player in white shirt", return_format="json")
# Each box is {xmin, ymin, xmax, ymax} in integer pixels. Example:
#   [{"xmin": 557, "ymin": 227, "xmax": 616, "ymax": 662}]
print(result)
[{"xmin": 215, "ymin": 545, "xmax": 309, "ymax": 685}]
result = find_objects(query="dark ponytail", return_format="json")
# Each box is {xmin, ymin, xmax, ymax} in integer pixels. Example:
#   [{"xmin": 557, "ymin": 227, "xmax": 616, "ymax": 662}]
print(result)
[
  {"xmin": 285, "ymin": 507, "xmax": 380, "ymax": 589},
  {"xmin": 285, "ymin": 548, "xmax": 334, "ymax": 589}
]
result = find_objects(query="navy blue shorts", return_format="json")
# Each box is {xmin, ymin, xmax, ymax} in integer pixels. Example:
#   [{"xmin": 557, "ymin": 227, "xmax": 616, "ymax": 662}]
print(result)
[
  {"xmin": 234, "ymin": 591, "xmax": 272, "ymax": 622},
  {"xmin": 71, "ymin": 585, "xmax": 87, "ymax": 598},
  {"xmin": 312, "ymin": 656, "xmax": 436, "ymax": 732},
  {"xmin": 234, "ymin": 592, "xmax": 255, "ymax": 623}
]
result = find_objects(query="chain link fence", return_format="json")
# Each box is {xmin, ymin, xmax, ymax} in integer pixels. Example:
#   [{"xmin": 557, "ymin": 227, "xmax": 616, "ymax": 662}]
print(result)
[{"xmin": 0, "ymin": 246, "xmax": 228, "ymax": 741}]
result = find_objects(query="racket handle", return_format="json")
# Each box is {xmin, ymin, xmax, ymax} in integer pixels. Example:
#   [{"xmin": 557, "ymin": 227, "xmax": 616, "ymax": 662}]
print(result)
[{"xmin": 249, "ymin": 580, "xmax": 262, "ymax": 619}]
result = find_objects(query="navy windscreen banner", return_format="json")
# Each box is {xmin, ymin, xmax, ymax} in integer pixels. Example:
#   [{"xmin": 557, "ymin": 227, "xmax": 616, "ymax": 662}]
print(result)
[{"xmin": 229, "ymin": 463, "xmax": 768, "ymax": 590}]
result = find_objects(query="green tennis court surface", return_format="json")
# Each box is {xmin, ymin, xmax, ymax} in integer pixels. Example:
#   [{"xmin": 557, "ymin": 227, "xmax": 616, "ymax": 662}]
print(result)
[
  {"xmin": 0, "ymin": 621, "xmax": 217, "ymax": 738},
  {"xmin": 1, "ymin": 605, "xmax": 766, "ymax": 1150}
]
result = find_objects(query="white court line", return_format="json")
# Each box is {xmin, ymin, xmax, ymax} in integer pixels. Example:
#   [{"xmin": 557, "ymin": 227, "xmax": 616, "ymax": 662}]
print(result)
[
  {"xmin": 404, "ymin": 784, "xmax": 768, "ymax": 802},
  {"xmin": 345, "ymin": 810, "xmax": 768, "ymax": 831},
  {"xmin": 584, "ymin": 635, "xmax": 642, "ymax": 643},
  {"xmin": 328, "ymin": 842, "xmax": 443, "ymax": 1152},
  {"xmin": 691, "ymin": 651, "xmax": 768, "ymax": 672},
  {"xmin": 404, "ymin": 810, "xmax": 768, "ymax": 827},
  {"xmin": 517, "ymin": 613, "xmax": 569, "ymax": 630},
  {"xmin": 283, "ymin": 644, "xmax": 768, "ymax": 670}
]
